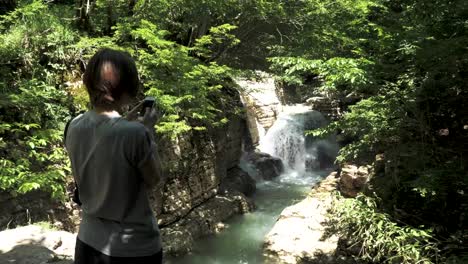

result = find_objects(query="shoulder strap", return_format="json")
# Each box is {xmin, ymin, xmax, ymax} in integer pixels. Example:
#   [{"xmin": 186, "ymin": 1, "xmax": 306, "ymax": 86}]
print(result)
[
  {"xmin": 64, "ymin": 112, "xmax": 85, "ymax": 146},
  {"xmin": 63, "ymin": 118, "xmax": 72, "ymax": 146}
]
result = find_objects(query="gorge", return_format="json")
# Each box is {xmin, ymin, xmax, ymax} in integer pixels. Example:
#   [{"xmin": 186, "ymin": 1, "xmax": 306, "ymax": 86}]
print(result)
[{"xmin": 169, "ymin": 74, "xmax": 339, "ymax": 263}]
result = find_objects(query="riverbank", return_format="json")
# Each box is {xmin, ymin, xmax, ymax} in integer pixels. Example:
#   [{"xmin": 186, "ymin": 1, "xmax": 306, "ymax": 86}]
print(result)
[{"xmin": 264, "ymin": 171, "xmax": 357, "ymax": 264}]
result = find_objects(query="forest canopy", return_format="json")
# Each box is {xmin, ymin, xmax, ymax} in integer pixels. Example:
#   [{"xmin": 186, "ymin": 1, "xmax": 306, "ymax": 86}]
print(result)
[{"xmin": 0, "ymin": 0, "xmax": 466, "ymax": 262}]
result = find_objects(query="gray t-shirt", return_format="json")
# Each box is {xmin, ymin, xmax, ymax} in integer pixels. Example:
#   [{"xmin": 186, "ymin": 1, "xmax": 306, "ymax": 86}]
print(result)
[{"xmin": 65, "ymin": 110, "xmax": 162, "ymax": 257}]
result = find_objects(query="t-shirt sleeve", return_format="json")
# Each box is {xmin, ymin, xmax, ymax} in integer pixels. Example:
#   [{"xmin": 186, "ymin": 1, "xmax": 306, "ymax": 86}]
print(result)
[{"xmin": 127, "ymin": 125, "xmax": 155, "ymax": 169}]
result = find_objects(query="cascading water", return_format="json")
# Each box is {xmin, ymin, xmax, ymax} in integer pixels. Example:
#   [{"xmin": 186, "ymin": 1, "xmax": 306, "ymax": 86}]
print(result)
[
  {"xmin": 259, "ymin": 106, "xmax": 338, "ymax": 185},
  {"xmin": 170, "ymin": 105, "xmax": 337, "ymax": 264}
]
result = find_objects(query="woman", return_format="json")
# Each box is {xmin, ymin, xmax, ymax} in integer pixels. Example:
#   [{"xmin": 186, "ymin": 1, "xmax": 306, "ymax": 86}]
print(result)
[{"xmin": 65, "ymin": 48, "xmax": 163, "ymax": 264}]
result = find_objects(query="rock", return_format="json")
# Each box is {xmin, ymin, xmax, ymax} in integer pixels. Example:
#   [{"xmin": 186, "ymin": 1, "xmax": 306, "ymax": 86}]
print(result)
[
  {"xmin": 374, "ymin": 153, "xmax": 385, "ymax": 174},
  {"xmin": 263, "ymin": 173, "xmax": 341, "ymax": 264},
  {"xmin": 237, "ymin": 73, "xmax": 282, "ymax": 136},
  {"xmin": 148, "ymin": 99, "xmax": 248, "ymax": 226},
  {"xmin": 0, "ymin": 225, "xmax": 75, "ymax": 264},
  {"xmin": 161, "ymin": 192, "xmax": 253, "ymax": 256},
  {"xmin": 306, "ymin": 97, "xmax": 342, "ymax": 121},
  {"xmin": 339, "ymin": 164, "xmax": 371, "ymax": 197},
  {"xmin": 256, "ymin": 156, "xmax": 284, "ymax": 180},
  {"xmin": 0, "ymin": 189, "xmax": 79, "ymax": 233},
  {"xmin": 220, "ymin": 166, "xmax": 256, "ymax": 196},
  {"xmin": 246, "ymin": 152, "xmax": 284, "ymax": 180},
  {"xmin": 213, "ymin": 86, "xmax": 252, "ymax": 168}
]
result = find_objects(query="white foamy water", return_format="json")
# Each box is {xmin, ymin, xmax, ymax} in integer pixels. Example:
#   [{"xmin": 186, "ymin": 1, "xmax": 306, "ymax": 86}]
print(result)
[{"xmin": 259, "ymin": 106, "xmax": 337, "ymax": 175}]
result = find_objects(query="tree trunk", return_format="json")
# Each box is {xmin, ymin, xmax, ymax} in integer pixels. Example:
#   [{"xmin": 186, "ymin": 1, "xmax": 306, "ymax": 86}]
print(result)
[
  {"xmin": 105, "ymin": 1, "xmax": 113, "ymax": 35},
  {"xmin": 76, "ymin": 0, "xmax": 95, "ymax": 33},
  {"xmin": 128, "ymin": 0, "xmax": 136, "ymax": 16},
  {"xmin": 0, "ymin": 0, "xmax": 17, "ymax": 15}
]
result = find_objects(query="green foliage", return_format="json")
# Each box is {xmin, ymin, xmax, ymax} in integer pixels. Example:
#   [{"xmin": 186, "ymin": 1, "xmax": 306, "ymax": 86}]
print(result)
[
  {"xmin": 0, "ymin": 0, "xmax": 243, "ymax": 198},
  {"xmin": 270, "ymin": 57, "xmax": 374, "ymax": 94},
  {"xmin": 286, "ymin": 0, "xmax": 468, "ymax": 261},
  {"xmin": 0, "ymin": 1, "xmax": 76, "ymax": 199},
  {"xmin": 33, "ymin": 221, "xmax": 58, "ymax": 231},
  {"xmin": 192, "ymin": 23, "xmax": 240, "ymax": 60},
  {"xmin": 327, "ymin": 194, "xmax": 440, "ymax": 263},
  {"xmin": 114, "ymin": 19, "xmax": 236, "ymax": 138}
]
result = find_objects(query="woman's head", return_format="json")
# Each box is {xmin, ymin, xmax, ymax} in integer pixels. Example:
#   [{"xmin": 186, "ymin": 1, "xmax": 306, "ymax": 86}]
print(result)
[{"xmin": 83, "ymin": 48, "xmax": 139, "ymax": 110}]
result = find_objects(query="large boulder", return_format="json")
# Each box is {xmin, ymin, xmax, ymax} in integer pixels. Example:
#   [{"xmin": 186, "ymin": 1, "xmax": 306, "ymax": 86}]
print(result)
[
  {"xmin": 0, "ymin": 225, "xmax": 75, "ymax": 264},
  {"xmin": 219, "ymin": 166, "xmax": 256, "ymax": 196},
  {"xmin": 246, "ymin": 152, "xmax": 284, "ymax": 180},
  {"xmin": 339, "ymin": 164, "xmax": 371, "ymax": 197},
  {"xmin": 237, "ymin": 73, "xmax": 282, "ymax": 140},
  {"xmin": 306, "ymin": 97, "xmax": 342, "ymax": 121}
]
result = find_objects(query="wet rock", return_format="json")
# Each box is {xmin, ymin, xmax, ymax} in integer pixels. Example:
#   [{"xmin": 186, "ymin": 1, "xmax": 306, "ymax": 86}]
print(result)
[
  {"xmin": 339, "ymin": 164, "xmax": 371, "ymax": 197},
  {"xmin": 161, "ymin": 192, "xmax": 253, "ymax": 256},
  {"xmin": 246, "ymin": 152, "xmax": 284, "ymax": 180},
  {"xmin": 263, "ymin": 173, "xmax": 341, "ymax": 264},
  {"xmin": 0, "ymin": 225, "xmax": 75, "ymax": 264},
  {"xmin": 220, "ymin": 166, "xmax": 256, "ymax": 196}
]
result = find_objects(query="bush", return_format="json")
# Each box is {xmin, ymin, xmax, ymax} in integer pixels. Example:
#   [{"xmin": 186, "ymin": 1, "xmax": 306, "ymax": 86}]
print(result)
[{"xmin": 326, "ymin": 194, "xmax": 441, "ymax": 264}]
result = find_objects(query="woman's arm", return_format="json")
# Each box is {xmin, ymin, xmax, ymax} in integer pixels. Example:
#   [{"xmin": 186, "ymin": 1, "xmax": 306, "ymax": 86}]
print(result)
[{"xmin": 139, "ymin": 134, "xmax": 163, "ymax": 188}]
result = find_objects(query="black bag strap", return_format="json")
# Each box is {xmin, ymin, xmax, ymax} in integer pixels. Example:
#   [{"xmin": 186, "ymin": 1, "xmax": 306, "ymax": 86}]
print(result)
[
  {"xmin": 64, "ymin": 119, "xmax": 71, "ymax": 144},
  {"xmin": 63, "ymin": 114, "xmax": 80, "ymax": 205}
]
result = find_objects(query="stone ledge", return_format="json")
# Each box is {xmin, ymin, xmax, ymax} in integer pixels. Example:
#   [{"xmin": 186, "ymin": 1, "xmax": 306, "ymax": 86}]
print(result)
[
  {"xmin": 263, "ymin": 172, "xmax": 342, "ymax": 264},
  {"xmin": 0, "ymin": 225, "xmax": 75, "ymax": 264}
]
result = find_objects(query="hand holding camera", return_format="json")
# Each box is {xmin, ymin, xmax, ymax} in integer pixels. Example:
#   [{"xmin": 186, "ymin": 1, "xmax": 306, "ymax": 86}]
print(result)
[{"xmin": 125, "ymin": 97, "xmax": 160, "ymax": 130}]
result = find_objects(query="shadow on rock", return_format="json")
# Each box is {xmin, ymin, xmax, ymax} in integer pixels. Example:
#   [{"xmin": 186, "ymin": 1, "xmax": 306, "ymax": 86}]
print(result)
[
  {"xmin": 0, "ymin": 225, "xmax": 75, "ymax": 264},
  {"xmin": 0, "ymin": 242, "xmax": 73, "ymax": 264}
]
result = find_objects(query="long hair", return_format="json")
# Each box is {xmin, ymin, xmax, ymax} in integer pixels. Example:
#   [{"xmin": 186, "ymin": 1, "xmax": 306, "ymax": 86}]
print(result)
[{"xmin": 83, "ymin": 48, "xmax": 139, "ymax": 109}]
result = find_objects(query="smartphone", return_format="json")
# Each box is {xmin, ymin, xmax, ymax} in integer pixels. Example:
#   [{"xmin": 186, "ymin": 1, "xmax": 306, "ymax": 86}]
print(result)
[{"xmin": 140, "ymin": 96, "xmax": 155, "ymax": 116}]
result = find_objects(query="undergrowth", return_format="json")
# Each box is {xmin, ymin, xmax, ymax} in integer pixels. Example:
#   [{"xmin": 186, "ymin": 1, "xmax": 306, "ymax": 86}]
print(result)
[{"xmin": 326, "ymin": 193, "xmax": 441, "ymax": 264}]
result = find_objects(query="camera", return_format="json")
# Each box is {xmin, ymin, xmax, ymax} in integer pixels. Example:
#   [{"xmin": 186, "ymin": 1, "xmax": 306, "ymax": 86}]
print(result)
[{"xmin": 140, "ymin": 96, "xmax": 155, "ymax": 116}]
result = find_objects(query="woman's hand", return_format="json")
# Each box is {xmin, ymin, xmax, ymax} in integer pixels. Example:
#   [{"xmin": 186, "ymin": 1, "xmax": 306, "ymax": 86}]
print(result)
[
  {"xmin": 124, "ymin": 100, "xmax": 144, "ymax": 121},
  {"xmin": 124, "ymin": 100, "xmax": 160, "ymax": 130},
  {"xmin": 140, "ymin": 106, "xmax": 159, "ymax": 130}
]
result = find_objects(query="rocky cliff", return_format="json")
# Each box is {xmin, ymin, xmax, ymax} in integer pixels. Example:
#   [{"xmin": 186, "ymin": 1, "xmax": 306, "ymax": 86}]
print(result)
[{"xmin": 237, "ymin": 73, "xmax": 282, "ymax": 146}]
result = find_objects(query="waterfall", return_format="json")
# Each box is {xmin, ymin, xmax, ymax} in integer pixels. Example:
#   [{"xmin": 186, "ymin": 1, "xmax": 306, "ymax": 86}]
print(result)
[{"xmin": 259, "ymin": 105, "xmax": 338, "ymax": 183}]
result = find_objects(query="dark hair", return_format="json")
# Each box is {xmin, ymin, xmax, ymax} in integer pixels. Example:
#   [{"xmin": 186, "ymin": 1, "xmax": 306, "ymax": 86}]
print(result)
[{"xmin": 83, "ymin": 48, "xmax": 139, "ymax": 109}]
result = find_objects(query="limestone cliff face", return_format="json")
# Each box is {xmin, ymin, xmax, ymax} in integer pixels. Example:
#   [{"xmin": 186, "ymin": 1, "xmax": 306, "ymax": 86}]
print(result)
[
  {"xmin": 149, "ymin": 110, "xmax": 250, "ymax": 228},
  {"xmin": 237, "ymin": 74, "xmax": 282, "ymax": 146},
  {"xmin": 306, "ymin": 97, "xmax": 342, "ymax": 121},
  {"xmin": 0, "ymin": 190, "xmax": 78, "ymax": 232},
  {"xmin": 149, "ymin": 130, "xmax": 221, "ymax": 226}
]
